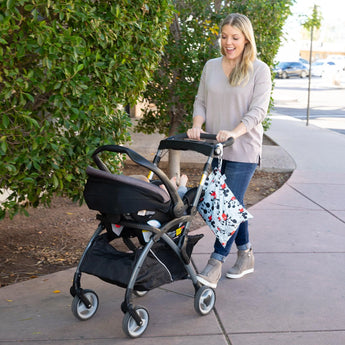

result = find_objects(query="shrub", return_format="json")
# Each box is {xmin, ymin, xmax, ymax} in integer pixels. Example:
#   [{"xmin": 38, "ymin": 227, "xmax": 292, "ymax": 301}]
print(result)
[{"xmin": 0, "ymin": 0, "xmax": 173, "ymax": 219}]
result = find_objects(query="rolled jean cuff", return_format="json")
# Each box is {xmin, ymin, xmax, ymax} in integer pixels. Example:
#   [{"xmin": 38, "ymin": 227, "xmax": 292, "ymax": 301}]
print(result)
[
  {"xmin": 237, "ymin": 242, "xmax": 251, "ymax": 251},
  {"xmin": 211, "ymin": 252, "xmax": 226, "ymax": 263}
]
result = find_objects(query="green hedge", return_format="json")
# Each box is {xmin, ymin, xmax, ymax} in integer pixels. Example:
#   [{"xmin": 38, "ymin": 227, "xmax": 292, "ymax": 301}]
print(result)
[{"xmin": 0, "ymin": 0, "xmax": 173, "ymax": 218}]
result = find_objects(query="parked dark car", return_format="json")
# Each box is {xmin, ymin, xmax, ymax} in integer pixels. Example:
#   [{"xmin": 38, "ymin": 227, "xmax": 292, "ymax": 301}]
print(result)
[{"xmin": 273, "ymin": 61, "xmax": 308, "ymax": 79}]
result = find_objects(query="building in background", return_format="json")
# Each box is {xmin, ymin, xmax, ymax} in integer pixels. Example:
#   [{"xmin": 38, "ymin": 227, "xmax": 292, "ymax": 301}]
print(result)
[{"xmin": 276, "ymin": 0, "xmax": 345, "ymax": 63}]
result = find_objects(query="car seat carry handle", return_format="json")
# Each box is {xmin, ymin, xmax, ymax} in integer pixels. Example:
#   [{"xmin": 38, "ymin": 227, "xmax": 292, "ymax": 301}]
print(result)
[
  {"xmin": 92, "ymin": 144, "xmax": 154, "ymax": 171},
  {"xmin": 91, "ymin": 145, "xmax": 185, "ymax": 218}
]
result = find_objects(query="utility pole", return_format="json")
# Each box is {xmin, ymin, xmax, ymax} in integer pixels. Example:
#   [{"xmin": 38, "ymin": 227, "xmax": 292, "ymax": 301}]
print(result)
[
  {"xmin": 302, "ymin": 4, "xmax": 322, "ymax": 126},
  {"xmin": 306, "ymin": 24, "xmax": 313, "ymax": 126}
]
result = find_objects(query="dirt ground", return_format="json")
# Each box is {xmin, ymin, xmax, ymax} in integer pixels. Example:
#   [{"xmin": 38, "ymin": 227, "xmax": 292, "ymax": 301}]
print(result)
[{"xmin": 0, "ymin": 138, "xmax": 292, "ymax": 288}]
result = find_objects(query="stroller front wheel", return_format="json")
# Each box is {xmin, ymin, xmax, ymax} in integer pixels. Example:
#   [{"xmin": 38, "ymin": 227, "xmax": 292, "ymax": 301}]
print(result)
[
  {"xmin": 122, "ymin": 306, "xmax": 149, "ymax": 338},
  {"xmin": 194, "ymin": 286, "xmax": 216, "ymax": 316},
  {"xmin": 71, "ymin": 289, "xmax": 99, "ymax": 321}
]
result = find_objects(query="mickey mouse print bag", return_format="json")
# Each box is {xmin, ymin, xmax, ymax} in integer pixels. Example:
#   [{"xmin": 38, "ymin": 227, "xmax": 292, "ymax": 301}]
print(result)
[{"xmin": 197, "ymin": 165, "xmax": 253, "ymax": 247}]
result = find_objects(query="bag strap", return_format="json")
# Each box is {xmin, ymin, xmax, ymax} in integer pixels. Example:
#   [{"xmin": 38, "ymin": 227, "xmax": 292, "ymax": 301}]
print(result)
[{"xmin": 215, "ymin": 143, "xmax": 224, "ymax": 172}]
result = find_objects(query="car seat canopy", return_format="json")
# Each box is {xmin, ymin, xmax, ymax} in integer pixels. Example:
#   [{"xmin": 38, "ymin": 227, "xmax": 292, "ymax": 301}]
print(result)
[{"xmin": 84, "ymin": 166, "xmax": 171, "ymax": 216}]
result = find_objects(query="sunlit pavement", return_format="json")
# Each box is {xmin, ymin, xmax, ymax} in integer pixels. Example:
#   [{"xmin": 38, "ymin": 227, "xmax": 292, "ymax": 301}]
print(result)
[{"xmin": 273, "ymin": 76, "xmax": 345, "ymax": 135}]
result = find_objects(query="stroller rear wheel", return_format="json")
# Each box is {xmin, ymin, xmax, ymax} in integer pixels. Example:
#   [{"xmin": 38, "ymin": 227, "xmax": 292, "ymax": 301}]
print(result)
[
  {"xmin": 194, "ymin": 286, "xmax": 216, "ymax": 316},
  {"xmin": 71, "ymin": 289, "xmax": 99, "ymax": 321},
  {"xmin": 122, "ymin": 306, "xmax": 149, "ymax": 338}
]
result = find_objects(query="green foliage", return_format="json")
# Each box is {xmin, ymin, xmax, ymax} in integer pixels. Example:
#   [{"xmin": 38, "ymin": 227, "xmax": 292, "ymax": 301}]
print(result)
[
  {"xmin": 0, "ymin": 0, "xmax": 174, "ymax": 219},
  {"xmin": 136, "ymin": 0, "xmax": 294, "ymax": 136},
  {"xmin": 301, "ymin": 4, "xmax": 322, "ymax": 31}
]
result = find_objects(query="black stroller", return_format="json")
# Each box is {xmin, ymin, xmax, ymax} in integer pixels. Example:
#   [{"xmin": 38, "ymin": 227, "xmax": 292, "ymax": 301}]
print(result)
[{"xmin": 70, "ymin": 133, "xmax": 233, "ymax": 338}]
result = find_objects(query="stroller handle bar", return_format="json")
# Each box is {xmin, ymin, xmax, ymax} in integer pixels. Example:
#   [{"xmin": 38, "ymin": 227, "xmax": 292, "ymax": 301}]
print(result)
[
  {"xmin": 158, "ymin": 133, "xmax": 234, "ymax": 157},
  {"xmin": 174, "ymin": 133, "xmax": 234, "ymax": 147}
]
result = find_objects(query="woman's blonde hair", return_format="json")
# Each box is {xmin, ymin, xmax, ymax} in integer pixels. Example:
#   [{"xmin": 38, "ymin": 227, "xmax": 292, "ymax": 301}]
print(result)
[{"xmin": 220, "ymin": 13, "xmax": 257, "ymax": 86}]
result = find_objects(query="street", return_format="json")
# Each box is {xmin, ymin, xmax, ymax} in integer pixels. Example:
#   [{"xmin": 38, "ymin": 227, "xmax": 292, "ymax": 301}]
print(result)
[{"xmin": 272, "ymin": 77, "xmax": 345, "ymax": 135}]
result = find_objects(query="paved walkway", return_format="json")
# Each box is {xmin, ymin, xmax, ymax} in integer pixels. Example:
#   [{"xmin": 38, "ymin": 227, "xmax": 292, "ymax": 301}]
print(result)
[{"xmin": 1, "ymin": 114, "xmax": 345, "ymax": 344}]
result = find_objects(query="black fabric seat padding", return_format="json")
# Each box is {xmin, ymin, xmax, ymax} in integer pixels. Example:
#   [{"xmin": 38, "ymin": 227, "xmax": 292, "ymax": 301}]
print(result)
[{"xmin": 84, "ymin": 166, "xmax": 171, "ymax": 215}]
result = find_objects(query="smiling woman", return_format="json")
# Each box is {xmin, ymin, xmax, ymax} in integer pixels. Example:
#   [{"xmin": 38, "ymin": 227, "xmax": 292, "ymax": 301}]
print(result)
[{"xmin": 187, "ymin": 13, "xmax": 272, "ymax": 288}]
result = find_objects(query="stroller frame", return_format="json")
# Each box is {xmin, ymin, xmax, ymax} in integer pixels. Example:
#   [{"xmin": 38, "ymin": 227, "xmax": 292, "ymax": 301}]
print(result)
[{"xmin": 70, "ymin": 133, "xmax": 233, "ymax": 338}]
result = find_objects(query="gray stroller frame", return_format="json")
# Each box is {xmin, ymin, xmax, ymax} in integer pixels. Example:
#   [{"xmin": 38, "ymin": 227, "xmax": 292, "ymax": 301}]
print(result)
[{"xmin": 70, "ymin": 133, "xmax": 234, "ymax": 338}]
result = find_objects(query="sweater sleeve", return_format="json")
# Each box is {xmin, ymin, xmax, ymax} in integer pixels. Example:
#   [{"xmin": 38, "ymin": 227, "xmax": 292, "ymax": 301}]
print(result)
[
  {"xmin": 193, "ymin": 63, "xmax": 207, "ymax": 120},
  {"xmin": 241, "ymin": 61, "xmax": 272, "ymax": 131}
]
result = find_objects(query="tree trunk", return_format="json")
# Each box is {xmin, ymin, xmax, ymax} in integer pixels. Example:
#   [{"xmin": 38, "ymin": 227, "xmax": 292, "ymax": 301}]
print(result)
[
  {"xmin": 168, "ymin": 109, "xmax": 182, "ymax": 180},
  {"xmin": 168, "ymin": 150, "xmax": 181, "ymax": 181},
  {"xmin": 166, "ymin": 11, "xmax": 188, "ymax": 181}
]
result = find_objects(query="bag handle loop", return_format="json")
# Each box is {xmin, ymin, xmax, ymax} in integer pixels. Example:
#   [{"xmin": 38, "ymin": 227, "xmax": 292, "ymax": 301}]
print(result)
[{"xmin": 215, "ymin": 143, "xmax": 223, "ymax": 172}]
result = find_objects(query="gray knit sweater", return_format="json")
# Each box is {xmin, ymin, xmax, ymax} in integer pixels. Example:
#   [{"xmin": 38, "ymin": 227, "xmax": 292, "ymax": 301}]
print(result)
[{"xmin": 193, "ymin": 57, "xmax": 272, "ymax": 163}]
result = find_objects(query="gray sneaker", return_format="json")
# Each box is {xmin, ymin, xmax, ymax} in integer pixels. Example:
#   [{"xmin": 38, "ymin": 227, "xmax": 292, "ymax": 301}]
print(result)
[
  {"xmin": 226, "ymin": 248, "xmax": 254, "ymax": 279},
  {"xmin": 197, "ymin": 258, "xmax": 222, "ymax": 288}
]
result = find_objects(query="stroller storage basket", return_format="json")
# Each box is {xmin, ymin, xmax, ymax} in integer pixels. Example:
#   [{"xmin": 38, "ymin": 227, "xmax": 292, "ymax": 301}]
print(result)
[{"xmin": 80, "ymin": 233, "xmax": 203, "ymax": 291}]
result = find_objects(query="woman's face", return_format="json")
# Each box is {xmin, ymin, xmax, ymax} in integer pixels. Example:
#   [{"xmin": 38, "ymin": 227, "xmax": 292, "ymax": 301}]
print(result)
[{"xmin": 221, "ymin": 24, "xmax": 248, "ymax": 64}]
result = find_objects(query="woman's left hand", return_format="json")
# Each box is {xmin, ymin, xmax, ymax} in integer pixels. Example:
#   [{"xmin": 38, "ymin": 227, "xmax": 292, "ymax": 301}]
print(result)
[{"xmin": 216, "ymin": 130, "xmax": 233, "ymax": 143}]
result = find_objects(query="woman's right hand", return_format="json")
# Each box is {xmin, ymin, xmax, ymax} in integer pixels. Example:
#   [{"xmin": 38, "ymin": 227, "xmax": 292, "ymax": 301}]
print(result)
[{"xmin": 187, "ymin": 127, "xmax": 204, "ymax": 140}]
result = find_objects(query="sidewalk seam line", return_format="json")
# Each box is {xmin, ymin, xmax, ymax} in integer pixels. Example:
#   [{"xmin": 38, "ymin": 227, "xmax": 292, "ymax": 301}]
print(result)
[
  {"xmin": 229, "ymin": 328, "xmax": 345, "ymax": 335},
  {"xmin": 288, "ymin": 183, "xmax": 345, "ymax": 224},
  {"xmin": 214, "ymin": 307, "xmax": 233, "ymax": 345}
]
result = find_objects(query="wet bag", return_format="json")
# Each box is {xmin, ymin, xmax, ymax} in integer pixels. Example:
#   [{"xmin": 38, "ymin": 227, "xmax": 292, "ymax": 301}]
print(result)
[{"xmin": 197, "ymin": 167, "xmax": 253, "ymax": 247}]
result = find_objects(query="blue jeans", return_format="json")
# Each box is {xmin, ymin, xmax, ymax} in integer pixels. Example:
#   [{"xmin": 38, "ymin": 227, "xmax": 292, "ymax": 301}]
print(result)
[{"xmin": 210, "ymin": 160, "xmax": 257, "ymax": 262}]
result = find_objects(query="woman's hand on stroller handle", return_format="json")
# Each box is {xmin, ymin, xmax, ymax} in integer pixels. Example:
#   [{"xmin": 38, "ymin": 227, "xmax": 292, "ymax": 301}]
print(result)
[
  {"xmin": 186, "ymin": 127, "xmax": 204, "ymax": 141},
  {"xmin": 176, "ymin": 133, "xmax": 234, "ymax": 148},
  {"xmin": 201, "ymin": 133, "xmax": 234, "ymax": 147}
]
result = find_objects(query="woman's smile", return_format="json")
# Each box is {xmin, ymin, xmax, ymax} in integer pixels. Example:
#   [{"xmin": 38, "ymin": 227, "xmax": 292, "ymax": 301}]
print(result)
[{"xmin": 221, "ymin": 24, "xmax": 247, "ymax": 64}]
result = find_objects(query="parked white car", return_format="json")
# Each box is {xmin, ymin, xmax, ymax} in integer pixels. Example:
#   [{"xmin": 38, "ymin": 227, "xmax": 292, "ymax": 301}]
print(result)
[
  {"xmin": 311, "ymin": 59, "xmax": 339, "ymax": 77},
  {"xmin": 327, "ymin": 55, "xmax": 345, "ymax": 69}
]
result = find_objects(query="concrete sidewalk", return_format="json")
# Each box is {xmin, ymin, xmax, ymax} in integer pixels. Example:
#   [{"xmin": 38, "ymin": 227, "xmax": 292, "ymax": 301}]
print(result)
[{"xmin": 1, "ymin": 114, "xmax": 345, "ymax": 344}]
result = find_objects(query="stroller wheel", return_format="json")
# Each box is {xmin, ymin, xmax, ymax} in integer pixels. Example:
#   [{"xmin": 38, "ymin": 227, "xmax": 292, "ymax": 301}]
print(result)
[
  {"xmin": 194, "ymin": 286, "xmax": 216, "ymax": 316},
  {"xmin": 133, "ymin": 290, "xmax": 148, "ymax": 297},
  {"xmin": 122, "ymin": 306, "xmax": 149, "ymax": 338},
  {"xmin": 71, "ymin": 289, "xmax": 99, "ymax": 321}
]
